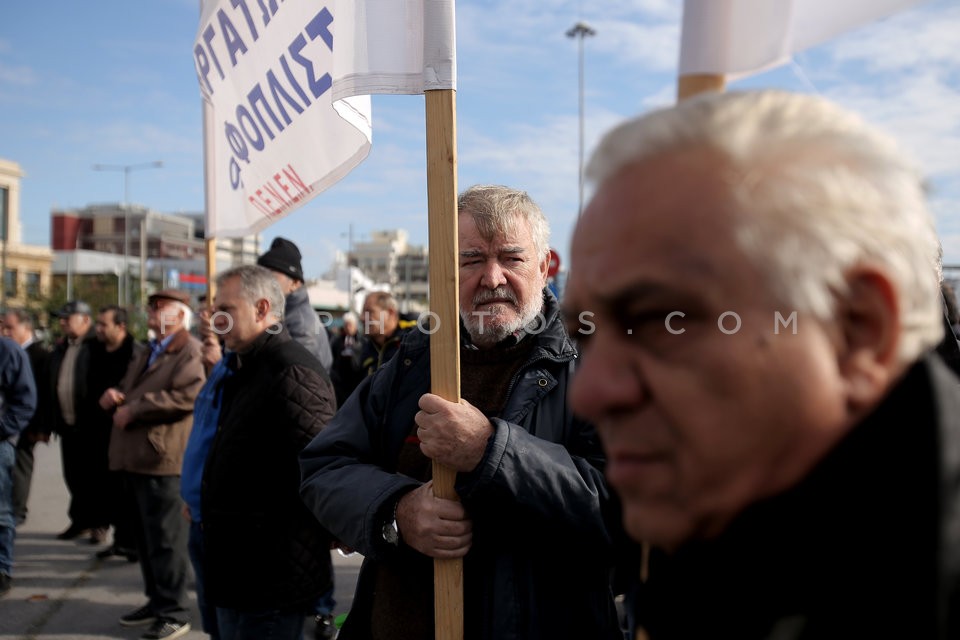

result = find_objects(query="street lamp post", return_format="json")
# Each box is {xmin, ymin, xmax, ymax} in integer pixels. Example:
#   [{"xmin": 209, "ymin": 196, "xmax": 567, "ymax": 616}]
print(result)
[
  {"xmin": 92, "ymin": 160, "xmax": 163, "ymax": 306},
  {"xmin": 566, "ymin": 21, "xmax": 595, "ymax": 218},
  {"xmin": 342, "ymin": 223, "xmax": 355, "ymax": 312}
]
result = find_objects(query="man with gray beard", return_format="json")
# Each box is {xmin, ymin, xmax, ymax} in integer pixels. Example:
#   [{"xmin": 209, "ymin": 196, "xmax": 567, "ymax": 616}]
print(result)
[{"xmin": 300, "ymin": 185, "xmax": 624, "ymax": 640}]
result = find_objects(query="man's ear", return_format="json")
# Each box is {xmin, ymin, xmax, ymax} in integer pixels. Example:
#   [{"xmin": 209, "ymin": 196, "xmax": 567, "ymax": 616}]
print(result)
[
  {"xmin": 538, "ymin": 251, "xmax": 550, "ymax": 282},
  {"xmin": 835, "ymin": 267, "xmax": 901, "ymax": 412}
]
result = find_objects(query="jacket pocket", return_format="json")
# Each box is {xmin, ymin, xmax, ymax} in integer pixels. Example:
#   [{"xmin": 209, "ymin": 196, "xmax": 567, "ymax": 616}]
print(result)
[{"xmin": 146, "ymin": 425, "xmax": 167, "ymax": 456}]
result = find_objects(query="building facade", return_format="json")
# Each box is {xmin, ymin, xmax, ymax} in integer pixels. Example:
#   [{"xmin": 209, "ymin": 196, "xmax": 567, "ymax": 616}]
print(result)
[
  {"xmin": 51, "ymin": 204, "xmax": 260, "ymax": 305},
  {"xmin": 0, "ymin": 159, "xmax": 54, "ymax": 310},
  {"xmin": 351, "ymin": 229, "xmax": 429, "ymax": 313}
]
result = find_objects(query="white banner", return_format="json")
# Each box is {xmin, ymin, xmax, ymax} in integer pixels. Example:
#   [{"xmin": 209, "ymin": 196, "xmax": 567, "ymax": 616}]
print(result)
[
  {"xmin": 679, "ymin": 0, "xmax": 924, "ymax": 79},
  {"xmin": 196, "ymin": 1, "xmax": 456, "ymax": 238}
]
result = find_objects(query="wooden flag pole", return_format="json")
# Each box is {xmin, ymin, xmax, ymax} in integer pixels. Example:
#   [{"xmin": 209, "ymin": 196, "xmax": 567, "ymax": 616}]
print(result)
[
  {"xmin": 204, "ymin": 238, "xmax": 216, "ymax": 306},
  {"xmin": 424, "ymin": 87, "xmax": 464, "ymax": 640},
  {"xmin": 201, "ymin": 98, "xmax": 218, "ymax": 307},
  {"xmin": 676, "ymin": 73, "xmax": 726, "ymax": 101}
]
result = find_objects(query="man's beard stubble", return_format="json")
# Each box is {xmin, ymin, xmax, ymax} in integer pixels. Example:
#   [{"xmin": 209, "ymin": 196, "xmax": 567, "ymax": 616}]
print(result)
[{"xmin": 461, "ymin": 286, "xmax": 543, "ymax": 348}]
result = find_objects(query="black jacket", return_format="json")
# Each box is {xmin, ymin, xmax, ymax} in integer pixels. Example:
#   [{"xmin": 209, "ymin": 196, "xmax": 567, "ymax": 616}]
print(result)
[
  {"xmin": 300, "ymin": 291, "xmax": 624, "ymax": 640},
  {"xmin": 330, "ymin": 331, "xmax": 366, "ymax": 407},
  {"xmin": 22, "ymin": 340, "xmax": 51, "ymax": 437},
  {"xmin": 202, "ymin": 328, "xmax": 337, "ymax": 612},
  {"xmin": 85, "ymin": 334, "xmax": 145, "ymax": 433},
  {"xmin": 631, "ymin": 355, "xmax": 960, "ymax": 639},
  {"xmin": 359, "ymin": 325, "xmax": 409, "ymax": 377}
]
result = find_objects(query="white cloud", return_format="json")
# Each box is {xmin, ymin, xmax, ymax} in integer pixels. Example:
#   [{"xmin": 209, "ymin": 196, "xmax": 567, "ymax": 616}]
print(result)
[
  {"xmin": 0, "ymin": 62, "xmax": 37, "ymax": 86},
  {"xmin": 827, "ymin": 72, "xmax": 960, "ymax": 178},
  {"xmin": 828, "ymin": 4, "xmax": 960, "ymax": 72},
  {"xmin": 587, "ymin": 19, "xmax": 680, "ymax": 72}
]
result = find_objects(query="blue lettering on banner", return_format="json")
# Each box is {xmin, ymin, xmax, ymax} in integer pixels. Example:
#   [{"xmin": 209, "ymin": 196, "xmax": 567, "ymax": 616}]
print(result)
[
  {"xmin": 195, "ymin": 0, "xmax": 285, "ymax": 94},
  {"xmin": 218, "ymin": 8, "xmax": 250, "ymax": 66},
  {"xmin": 196, "ymin": 7, "xmax": 334, "ymax": 191}
]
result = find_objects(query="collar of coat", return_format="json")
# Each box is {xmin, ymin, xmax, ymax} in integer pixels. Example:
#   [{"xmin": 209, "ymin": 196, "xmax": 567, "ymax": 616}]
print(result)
[
  {"xmin": 232, "ymin": 326, "xmax": 291, "ymax": 370},
  {"xmin": 157, "ymin": 328, "xmax": 192, "ymax": 354}
]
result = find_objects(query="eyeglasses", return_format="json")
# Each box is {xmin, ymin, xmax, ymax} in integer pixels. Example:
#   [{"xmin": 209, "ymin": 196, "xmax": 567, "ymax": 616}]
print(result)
[{"xmin": 148, "ymin": 300, "xmax": 172, "ymax": 311}]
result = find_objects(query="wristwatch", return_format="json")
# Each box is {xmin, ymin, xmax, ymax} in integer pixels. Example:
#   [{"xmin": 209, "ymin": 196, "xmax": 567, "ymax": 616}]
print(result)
[{"xmin": 381, "ymin": 499, "xmax": 401, "ymax": 546}]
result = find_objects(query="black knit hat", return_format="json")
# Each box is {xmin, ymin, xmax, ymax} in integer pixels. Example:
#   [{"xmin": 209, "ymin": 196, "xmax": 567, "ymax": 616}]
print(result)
[{"xmin": 258, "ymin": 237, "xmax": 304, "ymax": 282}]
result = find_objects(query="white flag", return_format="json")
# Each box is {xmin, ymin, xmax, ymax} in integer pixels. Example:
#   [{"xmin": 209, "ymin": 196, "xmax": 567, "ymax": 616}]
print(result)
[
  {"xmin": 196, "ymin": 0, "xmax": 456, "ymax": 238},
  {"xmin": 679, "ymin": 0, "xmax": 925, "ymax": 79}
]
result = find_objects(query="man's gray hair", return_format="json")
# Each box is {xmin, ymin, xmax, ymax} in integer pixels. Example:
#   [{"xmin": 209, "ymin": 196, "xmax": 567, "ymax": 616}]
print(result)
[
  {"xmin": 216, "ymin": 264, "xmax": 286, "ymax": 323},
  {"xmin": 5, "ymin": 308, "xmax": 34, "ymax": 328},
  {"xmin": 458, "ymin": 185, "xmax": 550, "ymax": 260},
  {"xmin": 363, "ymin": 291, "xmax": 398, "ymax": 314},
  {"xmin": 586, "ymin": 90, "xmax": 943, "ymax": 364},
  {"xmin": 174, "ymin": 302, "xmax": 194, "ymax": 332}
]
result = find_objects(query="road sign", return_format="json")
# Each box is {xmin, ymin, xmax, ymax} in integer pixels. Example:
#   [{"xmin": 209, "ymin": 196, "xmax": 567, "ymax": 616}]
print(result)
[{"xmin": 548, "ymin": 248, "xmax": 561, "ymax": 278}]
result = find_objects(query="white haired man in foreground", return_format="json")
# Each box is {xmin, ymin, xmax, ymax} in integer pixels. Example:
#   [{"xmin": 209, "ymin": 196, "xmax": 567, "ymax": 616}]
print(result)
[{"xmin": 563, "ymin": 90, "xmax": 959, "ymax": 639}]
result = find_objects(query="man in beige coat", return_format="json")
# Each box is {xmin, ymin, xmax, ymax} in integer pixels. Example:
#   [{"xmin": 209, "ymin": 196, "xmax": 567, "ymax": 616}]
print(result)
[{"xmin": 100, "ymin": 290, "xmax": 205, "ymax": 640}]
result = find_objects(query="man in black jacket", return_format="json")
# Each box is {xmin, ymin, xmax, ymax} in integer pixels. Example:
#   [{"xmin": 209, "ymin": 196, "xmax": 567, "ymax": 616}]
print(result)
[
  {"xmin": 48, "ymin": 300, "xmax": 107, "ymax": 543},
  {"xmin": 330, "ymin": 311, "xmax": 365, "ymax": 407},
  {"xmin": 359, "ymin": 291, "xmax": 408, "ymax": 377},
  {"xmin": 258, "ymin": 237, "xmax": 333, "ymax": 373},
  {"xmin": 89, "ymin": 305, "xmax": 145, "ymax": 561},
  {"xmin": 203, "ymin": 265, "xmax": 336, "ymax": 640},
  {"xmin": 300, "ymin": 185, "xmax": 623, "ymax": 640},
  {"xmin": 564, "ymin": 90, "xmax": 960, "ymax": 639}
]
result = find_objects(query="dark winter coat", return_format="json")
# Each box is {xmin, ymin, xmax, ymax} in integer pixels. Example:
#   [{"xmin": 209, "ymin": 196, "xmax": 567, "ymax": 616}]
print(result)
[
  {"xmin": 0, "ymin": 337, "xmax": 37, "ymax": 441},
  {"xmin": 22, "ymin": 340, "xmax": 51, "ymax": 438},
  {"xmin": 300, "ymin": 291, "xmax": 624, "ymax": 640},
  {"xmin": 203, "ymin": 328, "xmax": 337, "ymax": 612},
  {"xmin": 330, "ymin": 331, "xmax": 366, "ymax": 407},
  {"xmin": 630, "ymin": 355, "xmax": 960, "ymax": 640}
]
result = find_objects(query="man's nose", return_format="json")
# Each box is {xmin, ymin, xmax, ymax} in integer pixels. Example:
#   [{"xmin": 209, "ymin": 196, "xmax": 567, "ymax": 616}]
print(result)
[
  {"xmin": 480, "ymin": 260, "xmax": 507, "ymax": 288},
  {"xmin": 569, "ymin": 333, "xmax": 646, "ymax": 422}
]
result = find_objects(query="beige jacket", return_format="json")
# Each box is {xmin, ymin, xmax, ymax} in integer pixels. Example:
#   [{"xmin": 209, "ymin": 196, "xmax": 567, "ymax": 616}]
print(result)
[{"xmin": 108, "ymin": 329, "xmax": 205, "ymax": 476}]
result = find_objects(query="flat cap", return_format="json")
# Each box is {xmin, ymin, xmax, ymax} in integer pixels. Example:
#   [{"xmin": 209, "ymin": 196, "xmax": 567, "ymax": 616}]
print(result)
[
  {"xmin": 148, "ymin": 289, "xmax": 191, "ymax": 306},
  {"xmin": 55, "ymin": 300, "xmax": 92, "ymax": 318}
]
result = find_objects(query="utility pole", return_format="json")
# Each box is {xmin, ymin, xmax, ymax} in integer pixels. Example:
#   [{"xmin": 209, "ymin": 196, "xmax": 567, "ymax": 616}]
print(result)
[
  {"xmin": 0, "ymin": 188, "xmax": 8, "ymax": 310},
  {"xmin": 566, "ymin": 21, "xmax": 595, "ymax": 217},
  {"xmin": 92, "ymin": 160, "xmax": 163, "ymax": 306}
]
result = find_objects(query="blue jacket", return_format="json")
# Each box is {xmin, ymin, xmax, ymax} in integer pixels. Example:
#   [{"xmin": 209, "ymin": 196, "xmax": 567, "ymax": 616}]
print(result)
[
  {"xmin": 0, "ymin": 337, "xmax": 37, "ymax": 441},
  {"xmin": 300, "ymin": 291, "xmax": 623, "ymax": 640},
  {"xmin": 180, "ymin": 355, "xmax": 233, "ymax": 523}
]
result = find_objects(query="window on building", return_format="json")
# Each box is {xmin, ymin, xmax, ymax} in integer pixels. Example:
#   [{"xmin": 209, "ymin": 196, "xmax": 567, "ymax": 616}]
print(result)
[
  {"xmin": 0, "ymin": 186, "xmax": 8, "ymax": 242},
  {"xmin": 25, "ymin": 272, "xmax": 41, "ymax": 299},
  {"xmin": 4, "ymin": 268, "xmax": 18, "ymax": 298}
]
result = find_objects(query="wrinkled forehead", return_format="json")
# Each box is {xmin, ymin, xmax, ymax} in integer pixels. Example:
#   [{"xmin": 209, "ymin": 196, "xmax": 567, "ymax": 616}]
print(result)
[{"xmin": 460, "ymin": 213, "xmax": 533, "ymax": 251}]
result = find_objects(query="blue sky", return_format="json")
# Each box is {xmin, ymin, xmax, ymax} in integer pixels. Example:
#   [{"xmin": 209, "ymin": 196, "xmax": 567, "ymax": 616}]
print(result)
[{"xmin": 2, "ymin": 0, "xmax": 958, "ymax": 278}]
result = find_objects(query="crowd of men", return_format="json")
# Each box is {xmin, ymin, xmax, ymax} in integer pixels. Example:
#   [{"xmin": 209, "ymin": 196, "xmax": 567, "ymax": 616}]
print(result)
[{"xmin": 0, "ymin": 90, "xmax": 958, "ymax": 640}]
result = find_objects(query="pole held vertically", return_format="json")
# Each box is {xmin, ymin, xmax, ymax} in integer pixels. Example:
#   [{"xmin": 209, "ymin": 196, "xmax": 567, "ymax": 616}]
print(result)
[{"xmin": 424, "ymin": 87, "xmax": 463, "ymax": 640}]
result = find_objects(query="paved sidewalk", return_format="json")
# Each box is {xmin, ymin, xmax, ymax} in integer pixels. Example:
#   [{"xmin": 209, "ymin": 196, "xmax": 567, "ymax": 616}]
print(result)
[{"xmin": 0, "ymin": 439, "xmax": 361, "ymax": 639}]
